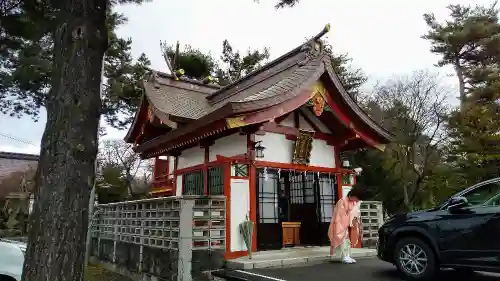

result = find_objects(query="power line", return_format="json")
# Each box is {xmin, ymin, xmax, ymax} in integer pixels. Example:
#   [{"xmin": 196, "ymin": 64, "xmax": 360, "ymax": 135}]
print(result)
[{"xmin": 0, "ymin": 132, "xmax": 38, "ymax": 147}]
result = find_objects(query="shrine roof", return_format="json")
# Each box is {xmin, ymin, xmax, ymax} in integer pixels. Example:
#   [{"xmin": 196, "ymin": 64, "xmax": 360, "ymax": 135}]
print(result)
[
  {"xmin": 139, "ymin": 40, "xmax": 322, "ymax": 120},
  {"xmin": 128, "ymin": 24, "xmax": 394, "ymax": 156}
]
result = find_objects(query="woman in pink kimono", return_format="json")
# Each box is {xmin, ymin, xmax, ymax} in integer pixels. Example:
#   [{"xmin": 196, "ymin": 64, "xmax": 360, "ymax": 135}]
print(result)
[{"xmin": 328, "ymin": 184, "xmax": 366, "ymax": 264}]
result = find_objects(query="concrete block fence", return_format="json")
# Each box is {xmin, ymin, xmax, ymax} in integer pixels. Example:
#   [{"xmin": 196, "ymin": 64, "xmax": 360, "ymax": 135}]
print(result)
[{"xmin": 90, "ymin": 196, "xmax": 226, "ymax": 281}]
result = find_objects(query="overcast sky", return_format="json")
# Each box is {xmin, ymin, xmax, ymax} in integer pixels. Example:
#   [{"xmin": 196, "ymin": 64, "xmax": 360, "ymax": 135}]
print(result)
[{"xmin": 0, "ymin": 0, "xmax": 488, "ymax": 154}]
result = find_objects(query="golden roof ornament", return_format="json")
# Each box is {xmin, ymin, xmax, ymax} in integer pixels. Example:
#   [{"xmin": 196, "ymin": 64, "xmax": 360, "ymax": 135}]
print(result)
[
  {"xmin": 203, "ymin": 75, "xmax": 214, "ymax": 84},
  {"xmin": 299, "ymin": 23, "xmax": 330, "ymax": 65}
]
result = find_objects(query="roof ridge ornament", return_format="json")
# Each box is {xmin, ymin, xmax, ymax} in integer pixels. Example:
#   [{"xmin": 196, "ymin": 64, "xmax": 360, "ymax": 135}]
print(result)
[
  {"xmin": 299, "ymin": 23, "xmax": 330, "ymax": 66},
  {"xmin": 150, "ymin": 70, "xmax": 162, "ymax": 89}
]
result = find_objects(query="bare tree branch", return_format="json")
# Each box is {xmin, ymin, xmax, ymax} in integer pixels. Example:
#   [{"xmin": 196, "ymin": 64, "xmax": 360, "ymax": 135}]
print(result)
[
  {"xmin": 369, "ymin": 70, "xmax": 451, "ymax": 210},
  {"xmin": 98, "ymin": 139, "xmax": 153, "ymax": 196}
]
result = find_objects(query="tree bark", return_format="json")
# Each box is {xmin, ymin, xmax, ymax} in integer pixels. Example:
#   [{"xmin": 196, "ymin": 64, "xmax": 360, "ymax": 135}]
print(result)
[{"xmin": 21, "ymin": 1, "xmax": 108, "ymax": 281}]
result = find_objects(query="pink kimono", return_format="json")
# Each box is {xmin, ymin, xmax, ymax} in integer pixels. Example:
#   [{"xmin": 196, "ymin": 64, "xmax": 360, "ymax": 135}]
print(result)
[{"xmin": 328, "ymin": 196, "xmax": 361, "ymax": 255}]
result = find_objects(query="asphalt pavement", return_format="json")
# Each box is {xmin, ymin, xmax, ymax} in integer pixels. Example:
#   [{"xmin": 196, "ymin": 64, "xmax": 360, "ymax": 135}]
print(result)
[{"xmin": 244, "ymin": 258, "xmax": 500, "ymax": 281}]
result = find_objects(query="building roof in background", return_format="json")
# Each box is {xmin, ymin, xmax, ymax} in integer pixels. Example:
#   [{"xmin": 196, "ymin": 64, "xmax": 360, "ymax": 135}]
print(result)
[
  {"xmin": 0, "ymin": 152, "xmax": 39, "ymax": 161},
  {"xmin": 0, "ymin": 152, "xmax": 38, "ymax": 198}
]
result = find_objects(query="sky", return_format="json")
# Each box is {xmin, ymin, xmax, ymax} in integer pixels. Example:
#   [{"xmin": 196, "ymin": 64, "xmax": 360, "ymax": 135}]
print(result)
[{"xmin": 0, "ymin": 0, "xmax": 490, "ymax": 155}]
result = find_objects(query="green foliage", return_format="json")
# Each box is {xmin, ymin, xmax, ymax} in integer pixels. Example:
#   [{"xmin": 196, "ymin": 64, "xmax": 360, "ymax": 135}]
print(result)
[
  {"xmin": 448, "ymin": 105, "xmax": 500, "ymax": 183},
  {"xmin": 0, "ymin": 199, "xmax": 29, "ymax": 237},
  {"xmin": 0, "ymin": 1, "xmax": 152, "ymax": 129},
  {"xmin": 85, "ymin": 264, "xmax": 134, "ymax": 281},
  {"xmin": 216, "ymin": 40, "xmax": 270, "ymax": 85},
  {"xmin": 161, "ymin": 40, "xmax": 270, "ymax": 86},
  {"xmin": 423, "ymin": 2, "xmax": 500, "ymax": 184},
  {"xmin": 323, "ymin": 43, "xmax": 367, "ymax": 100},
  {"xmin": 161, "ymin": 43, "xmax": 216, "ymax": 80},
  {"xmin": 96, "ymin": 164, "xmax": 129, "ymax": 204},
  {"xmin": 423, "ymin": 3, "xmax": 500, "ymax": 69},
  {"xmin": 253, "ymin": 0, "xmax": 301, "ymax": 9},
  {"xmin": 346, "ymin": 71, "xmax": 451, "ymax": 214}
]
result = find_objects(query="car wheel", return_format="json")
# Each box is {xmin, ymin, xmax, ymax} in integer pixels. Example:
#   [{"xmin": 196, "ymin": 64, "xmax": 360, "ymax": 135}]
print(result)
[
  {"xmin": 0, "ymin": 275, "xmax": 17, "ymax": 281},
  {"xmin": 394, "ymin": 237, "xmax": 437, "ymax": 281}
]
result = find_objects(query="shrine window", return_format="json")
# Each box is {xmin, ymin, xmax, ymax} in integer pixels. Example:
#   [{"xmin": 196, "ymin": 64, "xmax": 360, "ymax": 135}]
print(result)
[
  {"xmin": 303, "ymin": 173, "xmax": 315, "ymax": 203},
  {"xmin": 342, "ymin": 174, "xmax": 353, "ymax": 185},
  {"xmin": 257, "ymin": 169, "xmax": 279, "ymax": 224},
  {"xmin": 208, "ymin": 166, "xmax": 224, "ymax": 195},
  {"xmin": 318, "ymin": 174, "xmax": 337, "ymax": 223},
  {"xmin": 182, "ymin": 170, "xmax": 204, "ymax": 195},
  {"xmin": 289, "ymin": 173, "xmax": 304, "ymax": 204},
  {"xmin": 231, "ymin": 164, "xmax": 249, "ymax": 177}
]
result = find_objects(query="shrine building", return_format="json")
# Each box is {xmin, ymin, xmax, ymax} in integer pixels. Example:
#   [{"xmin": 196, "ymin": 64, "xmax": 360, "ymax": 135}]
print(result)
[{"xmin": 124, "ymin": 25, "xmax": 393, "ymax": 259}]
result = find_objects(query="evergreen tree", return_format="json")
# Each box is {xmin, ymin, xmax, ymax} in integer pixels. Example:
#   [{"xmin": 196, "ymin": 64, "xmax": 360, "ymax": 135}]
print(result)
[
  {"xmin": 1, "ymin": 1, "xmax": 151, "ymax": 281},
  {"xmin": 423, "ymin": 3, "xmax": 500, "ymax": 183},
  {"xmin": 423, "ymin": 2, "xmax": 500, "ymax": 110},
  {"xmin": 324, "ymin": 44, "xmax": 367, "ymax": 101},
  {"xmin": 0, "ymin": 3, "xmax": 151, "ymax": 128},
  {"xmin": 160, "ymin": 40, "xmax": 270, "ymax": 86}
]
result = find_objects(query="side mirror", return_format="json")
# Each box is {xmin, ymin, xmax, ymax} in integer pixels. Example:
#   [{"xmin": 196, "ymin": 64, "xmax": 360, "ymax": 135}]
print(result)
[{"xmin": 448, "ymin": 196, "xmax": 468, "ymax": 210}]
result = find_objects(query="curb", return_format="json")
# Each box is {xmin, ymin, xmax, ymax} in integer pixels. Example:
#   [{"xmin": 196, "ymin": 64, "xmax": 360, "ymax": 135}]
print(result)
[{"xmin": 226, "ymin": 249, "xmax": 377, "ymax": 270}]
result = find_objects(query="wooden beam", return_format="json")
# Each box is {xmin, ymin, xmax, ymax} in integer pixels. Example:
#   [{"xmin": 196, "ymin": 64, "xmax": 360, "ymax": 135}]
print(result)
[
  {"xmin": 169, "ymin": 115, "xmax": 195, "ymax": 124},
  {"xmin": 260, "ymin": 122, "xmax": 344, "ymax": 145},
  {"xmin": 297, "ymin": 109, "xmax": 322, "ymax": 132},
  {"xmin": 275, "ymin": 112, "xmax": 292, "ymax": 125},
  {"xmin": 293, "ymin": 111, "xmax": 299, "ymax": 129}
]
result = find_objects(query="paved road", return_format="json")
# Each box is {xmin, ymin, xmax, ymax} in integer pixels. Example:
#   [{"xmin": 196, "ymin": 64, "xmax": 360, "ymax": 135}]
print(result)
[{"xmin": 246, "ymin": 258, "xmax": 500, "ymax": 281}]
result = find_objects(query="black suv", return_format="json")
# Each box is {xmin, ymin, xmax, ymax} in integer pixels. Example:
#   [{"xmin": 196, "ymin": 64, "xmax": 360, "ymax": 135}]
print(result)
[{"xmin": 377, "ymin": 177, "xmax": 500, "ymax": 280}]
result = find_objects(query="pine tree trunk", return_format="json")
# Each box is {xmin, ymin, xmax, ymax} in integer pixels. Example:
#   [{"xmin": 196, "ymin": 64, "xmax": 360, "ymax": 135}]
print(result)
[{"xmin": 21, "ymin": 1, "xmax": 108, "ymax": 281}]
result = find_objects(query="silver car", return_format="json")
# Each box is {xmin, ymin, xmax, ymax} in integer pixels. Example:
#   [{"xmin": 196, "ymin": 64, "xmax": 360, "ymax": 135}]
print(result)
[{"xmin": 0, "ymin": 239, "xmax": 26, "ymax": 281}]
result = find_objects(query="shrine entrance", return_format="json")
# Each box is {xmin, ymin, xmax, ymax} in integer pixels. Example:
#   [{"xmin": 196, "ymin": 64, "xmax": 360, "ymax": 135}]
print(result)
[{"xmin": 256, "ymin": 168, "xmax": 338, "ymax": 251}]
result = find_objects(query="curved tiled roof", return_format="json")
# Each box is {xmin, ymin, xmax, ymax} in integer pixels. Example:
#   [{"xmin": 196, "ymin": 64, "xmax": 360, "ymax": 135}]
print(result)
[{"xmin": 127, "ymin": 24, "xmax": 394, "ymax": 155}]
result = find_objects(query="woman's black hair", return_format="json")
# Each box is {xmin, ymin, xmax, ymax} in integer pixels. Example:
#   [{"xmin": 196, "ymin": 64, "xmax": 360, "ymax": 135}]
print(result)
[{"xmin": 347, "ymin": 182, "xmax": 371, "ymax": 200}]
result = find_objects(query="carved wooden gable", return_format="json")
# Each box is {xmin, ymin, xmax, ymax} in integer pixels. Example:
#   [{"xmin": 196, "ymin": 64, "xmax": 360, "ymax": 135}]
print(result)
[{"xmin": 292, "ymin": 129, "xmax": 315, "ymax": 165}]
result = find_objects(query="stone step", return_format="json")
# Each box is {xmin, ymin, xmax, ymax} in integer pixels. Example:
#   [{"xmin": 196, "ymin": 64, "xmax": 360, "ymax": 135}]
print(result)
[{"xmin": 226, "ymin": 248, "xmax": 376, "ymax": 270}]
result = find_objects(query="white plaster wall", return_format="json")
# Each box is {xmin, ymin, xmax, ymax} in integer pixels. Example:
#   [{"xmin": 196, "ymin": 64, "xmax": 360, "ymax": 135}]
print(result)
[
  {"xmin": 342, "ymin": 186, "xmax": 352, "ymax": 198},
  {"xmin": 177, "ymin": 146, "xmax": 204, "ymax": 170},
  {"xmin": 175, "ymin": 175, "xmax": 183, "ymax": 196},
  {"xmin": 310, "ymin": 139, "xmax": 336, "ymax": 168},
  {"xmin": 209, "ymin": 133, "xmax": 247, "ymax": 162},
  {"xmin": 255, "ymin": 132, "xmax": 293, "ymax": 163},
  {"xmin": 230, "ymin": 178, "xmax": 250, "ymax": 252}
]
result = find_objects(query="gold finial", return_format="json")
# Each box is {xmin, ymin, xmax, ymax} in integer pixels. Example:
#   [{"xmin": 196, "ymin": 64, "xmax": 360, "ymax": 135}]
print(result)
[
  {"xmin": 313, "ymin": 24, "xmax": 330, "ymax": 40},
  {"xmin": 175, "ymin": 69, "xmax": 185, "ymax": 77},
  {"xmin": 203, "ymin": 75, "xmax": 214, "ymax": 84}
]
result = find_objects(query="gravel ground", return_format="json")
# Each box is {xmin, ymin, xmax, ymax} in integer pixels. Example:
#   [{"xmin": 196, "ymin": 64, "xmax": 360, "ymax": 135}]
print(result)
[{"xmin": 84, "ymin": 264, "xmax": 134, "ymax": 281}]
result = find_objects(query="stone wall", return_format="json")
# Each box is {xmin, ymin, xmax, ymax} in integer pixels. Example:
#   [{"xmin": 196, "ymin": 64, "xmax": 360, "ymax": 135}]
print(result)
[{"xmin": 90, "ymin": 196, "xmax": 226, "ymax": 281}]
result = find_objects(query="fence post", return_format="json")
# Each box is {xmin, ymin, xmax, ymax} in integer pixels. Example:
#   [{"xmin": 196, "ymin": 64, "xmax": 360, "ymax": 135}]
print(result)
[
  {"xmin": 178, "ymin": 198, "xmax": 194, "ymax": 281},
  {"xmin": 139, "ymin": 201, "xmax": 144, "ymax": 273},
  {"xmin": 113, "ymin": 205, "xmax": 118, "ymax": 263}
]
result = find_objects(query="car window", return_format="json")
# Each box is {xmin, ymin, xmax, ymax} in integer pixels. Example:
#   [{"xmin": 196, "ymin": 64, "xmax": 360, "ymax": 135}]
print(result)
[
  {"xmin": 462, "ymin": 180, "xmax": 500, "ymax": 206},
  {"xmin": 484, "ymin": 190, "xmax": 500, "ymax": 206}
]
